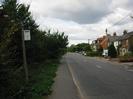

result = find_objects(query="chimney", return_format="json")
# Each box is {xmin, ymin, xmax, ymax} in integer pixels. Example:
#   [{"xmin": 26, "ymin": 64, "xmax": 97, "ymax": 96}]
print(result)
[
  {"xmin": 123, "ymin": 30, "xmax": 127, "ymax": 35},
  {"xmin": 113, "ymin": 32, "xmax": 117, "ymax": 36}
]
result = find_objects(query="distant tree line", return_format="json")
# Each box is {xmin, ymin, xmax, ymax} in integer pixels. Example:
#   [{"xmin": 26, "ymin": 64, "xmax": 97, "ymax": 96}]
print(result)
[
  {"xmin": 68, "ymin": 43, "xmax": 92, "ymax": 52},
  {"xmin": 68, "ymin": 43, "xmax": 103, "ymax": 56},
  {"xmin": 0, "ymin": 0, "xmax": 68, "ymax": 98}
]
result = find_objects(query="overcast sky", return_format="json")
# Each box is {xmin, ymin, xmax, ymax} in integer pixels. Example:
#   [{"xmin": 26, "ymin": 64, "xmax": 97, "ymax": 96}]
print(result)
[{"xmin": 18, "ymin": 0, "xmax": 133, "ymax": 45}]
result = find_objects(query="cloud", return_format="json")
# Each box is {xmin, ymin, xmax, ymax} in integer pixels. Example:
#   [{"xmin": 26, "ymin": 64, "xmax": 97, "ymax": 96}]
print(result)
[
  {"xmin": 37, "ymin": 16, "xmax": 107, "ymax": 45},
  {"xmin": 20, "ymin": 0, "xmax": 111, "ymax": 24},
  {"xmin": 100, "ymin": 7, "xmax": 133, "ymax": 34},
  {"xmin": 19, "ymin": 0, "xmax": 133, "ymax": 45}
]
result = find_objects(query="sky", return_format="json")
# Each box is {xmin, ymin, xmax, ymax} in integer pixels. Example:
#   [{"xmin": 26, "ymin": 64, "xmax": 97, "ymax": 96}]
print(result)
[{"xmin": 16, "ymin": 0, "xmax": 133, "ymax": 45}]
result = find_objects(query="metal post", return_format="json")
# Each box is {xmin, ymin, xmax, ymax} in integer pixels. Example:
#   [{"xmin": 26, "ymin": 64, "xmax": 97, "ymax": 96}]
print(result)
[{"xmin": 21, "ymin": 23, "xmax": 29, "ymax": 82}]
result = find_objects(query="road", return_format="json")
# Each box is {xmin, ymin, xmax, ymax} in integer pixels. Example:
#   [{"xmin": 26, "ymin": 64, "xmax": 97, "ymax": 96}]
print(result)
[{"xmin": 64, "ymin": 53, "xmax": 133, "ymax": 99}]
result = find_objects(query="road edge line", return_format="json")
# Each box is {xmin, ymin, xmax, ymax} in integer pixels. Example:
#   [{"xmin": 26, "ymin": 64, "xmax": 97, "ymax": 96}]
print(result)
[{"xmin": 66, "ymin": 61, "xmax": 85, "ymax": 99}]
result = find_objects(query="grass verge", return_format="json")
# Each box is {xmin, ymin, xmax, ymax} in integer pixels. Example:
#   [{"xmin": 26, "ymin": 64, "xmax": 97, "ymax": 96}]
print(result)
[{"xmin": 25, "ymin": 60, "xmax": 59, "ymax": 99}]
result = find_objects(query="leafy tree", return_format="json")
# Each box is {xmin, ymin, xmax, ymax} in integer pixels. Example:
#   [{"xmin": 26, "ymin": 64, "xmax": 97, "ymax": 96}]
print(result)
[
  {"xmin": 45, "ymin": 30, "xmax": 68, "ymax": 59},
  {"xmin": 0, "ymin": 0, "xmax": 68, "ymax": 98},
  {"xmin": 108, "ymin": 43, "xmax": 117, "ymax": 58},
  {"xmin": 83, "ymin": 44, "xmax": 92, "ymax": 52},
  {"xmin": 68, "ymin": 44, "xmax": 77, "ymax": 52},
  {"xmin": 97, "ymin": 46, "xmax": 103, "ymax": 56},
  {"xmin": 68, "ymin": 43, "xmax": 92, "ymax": 52}
]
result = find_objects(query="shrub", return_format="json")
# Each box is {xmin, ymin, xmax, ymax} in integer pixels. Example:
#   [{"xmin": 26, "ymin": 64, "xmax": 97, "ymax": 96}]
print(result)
[
  {"xmin": 86, "ymin": 51, "xmax": 100, "ymax": 57},
  {"xmin": 124, "ymin": 52, "xmax": 133, "ymax": 57},
  {"xmin": 119, "ymin": 52, "xmax": 133, "ymax": 62},
  {"xmin": 108, "ymin": 43, "xmax": 117, "ymax": 58}
]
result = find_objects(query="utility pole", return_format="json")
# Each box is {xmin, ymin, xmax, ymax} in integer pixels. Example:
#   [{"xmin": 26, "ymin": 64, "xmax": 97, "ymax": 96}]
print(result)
[
  {"xmin": 21, "ymin": 23, "xmax": 29, "ymax": 83},
  {"xmin": 105, "ymin": 28, "xmax": 108, "ymax": 35}
]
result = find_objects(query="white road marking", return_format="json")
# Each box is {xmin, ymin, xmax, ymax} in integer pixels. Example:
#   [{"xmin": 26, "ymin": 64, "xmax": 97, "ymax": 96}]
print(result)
[
  {"xmin": 96, "ymin": 65, "xmax": 102, "ymax": 69},
  {"xmin": 66, "ymin": 61, "xmax": 86, "ymax": 99}
]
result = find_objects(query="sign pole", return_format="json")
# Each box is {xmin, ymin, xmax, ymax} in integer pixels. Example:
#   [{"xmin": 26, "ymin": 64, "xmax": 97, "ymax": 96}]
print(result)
[{"xmin": 21, "ymin": 24, "xmax": 29, "ymax": 83}]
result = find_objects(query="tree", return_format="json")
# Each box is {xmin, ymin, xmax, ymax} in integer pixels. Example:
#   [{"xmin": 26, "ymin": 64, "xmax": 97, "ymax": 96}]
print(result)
[
  {"xmin": 0, "ymin": 0, "xmax": 68, "ymax": 98},
  {"xmin": 108, "ymin": 43, "xmax": 117, "ymax": 58},
  {"xmin": 68, "ymin": 44, "xmax": 77, "ymax": 52},
  {"xmin": 0, "ymin": 0, "xmax": 36, "ymax": 98},
  {"xmin": 68, "ymin": 43, "xmax": 92, "ymax": 53},
  {"xmin": 44, "ymin": 30, "xmax": 68, "ymax": 59},
  {"xmin": 97, "ymin": 45, "xmax": 103, "ymax": 56},
  {"xmin": 77, "ymin": 43, "xmax": 91, "ymax": 52}
]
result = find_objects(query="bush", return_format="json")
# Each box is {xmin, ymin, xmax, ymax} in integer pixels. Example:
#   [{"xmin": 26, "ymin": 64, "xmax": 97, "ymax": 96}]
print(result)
[
  {"xmin": 124, "ymin": 52, "xmax": 133, "ymax": 57},
  {"xmin": 0, "ymin": 0, "xmax": 68, "ymax": 98},
  {"xmin": 108, "ymin": 43, "xmax": 117, "ymax": 58},
  {"xmin": 119, "ymin": 52, "xmax": 133, "ymax": 62},
  {"xmin": 86, "ymin": 51, "xmax": 100, "ymax": 57},
  {"xmin": 20, "ymin": 61, "xmax": 59, "ymax": 99}
]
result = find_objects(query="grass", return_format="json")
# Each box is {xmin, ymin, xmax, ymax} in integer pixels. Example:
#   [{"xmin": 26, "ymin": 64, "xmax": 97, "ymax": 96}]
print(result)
[{"xmin": 25, "ymin": 60, "xmax": 59, "ymax": 99}]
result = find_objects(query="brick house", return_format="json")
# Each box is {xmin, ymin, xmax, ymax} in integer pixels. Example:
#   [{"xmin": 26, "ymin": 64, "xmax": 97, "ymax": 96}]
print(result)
[
  {"xmin": 91, "ymin": 37, "xmax": 105, "ymax": 52},
  {"xmin": 95, "ymin": 33, "xmax": 120, "ymax": 56},
  {"xmin": 119, "ymin": 31, "xmax": 133, "ymax": 56}
]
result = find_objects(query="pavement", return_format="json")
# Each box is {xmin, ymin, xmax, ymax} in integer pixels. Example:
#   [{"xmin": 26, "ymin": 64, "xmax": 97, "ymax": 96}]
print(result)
[
  {"xmin": 47, "ymin": 53, "xmax": 133, "ymax": 99},
  {"xmin": 94, "ymin": 57, "xmax": 133, "ymax": 66},
  {"xmin": 46, "ymin": 56, "xmax": 80, "ymax": 99},
  {"xmin": 110, "ymin": 58, "xmax": 133, "ymax": 66}
]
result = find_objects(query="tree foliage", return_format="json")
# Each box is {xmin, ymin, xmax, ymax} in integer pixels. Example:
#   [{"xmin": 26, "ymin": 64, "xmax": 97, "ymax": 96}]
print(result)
[
  {"xmin": 108, "ymin": 43, "xmax": 117, "ymax": 58},
  {"xmin": 68, "ymin": 43, "xmax": 92, "ymax": 52},
  {"xmin": 0, "ymin": 0, "xmax": 68, "ymax": 98}
]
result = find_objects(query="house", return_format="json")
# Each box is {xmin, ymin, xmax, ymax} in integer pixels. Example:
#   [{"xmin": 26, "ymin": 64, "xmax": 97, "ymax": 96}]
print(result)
[
  {"xmin": 98, "ymin": 33, "xmax": 121, "ymax": 56},
  {"xmin": 119, "ymin": 31, "xmax": 133, "ymax": 56},
  {"xmin": 99, "ymin": 35, "xmax": 108, "ymax": 56},
  {"xmin": 91, "ymin": 35, "xmax": 109, "ymax": 56},
  {"xmin": 108, "ymin": 32, "xmax": 121, "ymax": 55},
  {"xmin": 91, "ymin": 37, "xmax": 104, "ymax": 52},
  {"xmin": 91, "ymin": 30, "xmax": 133, "ymax": 57},
  {"xmin": 91, "ymin": 40, "xmax": 98, "ymax": 52}
]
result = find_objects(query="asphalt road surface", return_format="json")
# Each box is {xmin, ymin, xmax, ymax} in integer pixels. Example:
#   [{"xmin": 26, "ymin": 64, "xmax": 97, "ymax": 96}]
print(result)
[{"xmin": 64, "ymin": 53, "xmax": 133, "ymax": 99}]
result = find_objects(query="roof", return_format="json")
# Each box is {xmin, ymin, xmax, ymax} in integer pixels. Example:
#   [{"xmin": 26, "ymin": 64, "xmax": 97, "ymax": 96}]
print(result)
[
  {"xmin": 108, "ymin": 35, "xmax": 121, "ymax": 42},
  {"xmin": 105, "ymin": 34, "xmax": 121, "ymax": 42},
  {"xmin": 120, "ymin": 31, "xmax": 133, "ymax": 40},
  {"xmin": 100, "ymin": 37, "xmax": 108, "ymax": 49}
]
